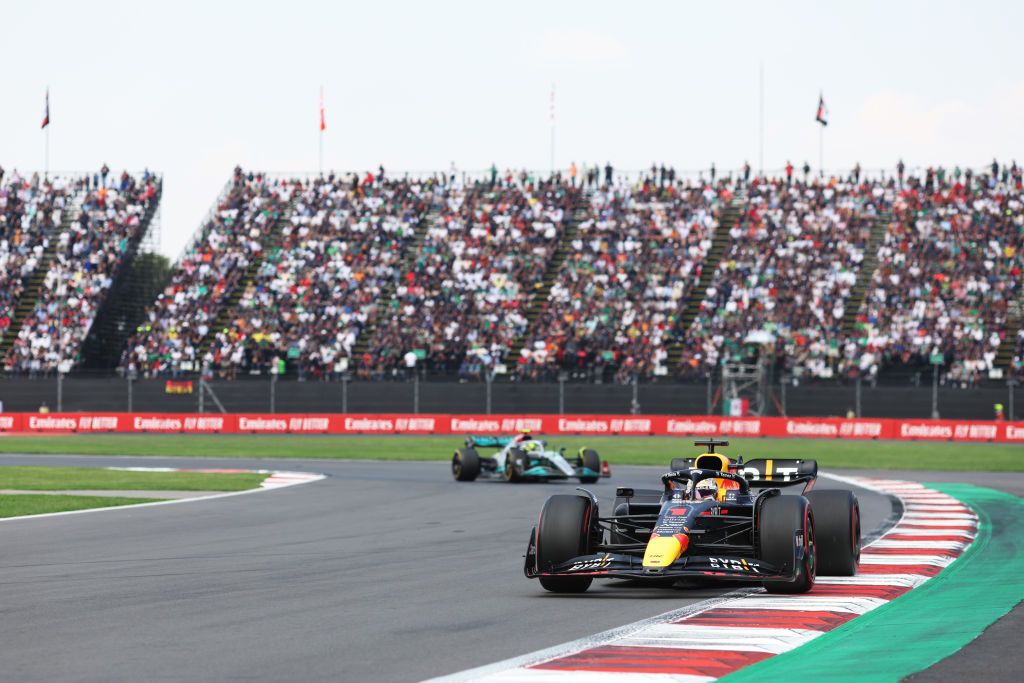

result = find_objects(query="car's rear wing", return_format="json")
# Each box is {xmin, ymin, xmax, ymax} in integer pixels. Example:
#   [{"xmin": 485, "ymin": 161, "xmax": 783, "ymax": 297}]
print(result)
[
  {"xmin": 466, "ymin": 435, "xmax": 515, "ymax": 449},
  {"xmin": 670, "ymin": 457, "xmax": 817, "ymax": 488}
]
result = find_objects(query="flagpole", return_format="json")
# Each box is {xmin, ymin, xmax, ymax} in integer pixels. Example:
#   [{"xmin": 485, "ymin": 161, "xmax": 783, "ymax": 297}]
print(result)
[
  {"xmin": 45, "ymin": 126, "xmax": 50, "ymax": 180},
  {"xmin": 549, "ymin": 83, "xmax": 555, "ymax": 176},
  {"xmin": 318, "ymin": 85, "xmax": 324, "ymax": 176},
  {"xmin": 819, "ymin": 116, "xmax": 823, "ymax": 178},
  {"xmin": 758, "ymin": 62, "xmax": 764, "ymax": 176}
]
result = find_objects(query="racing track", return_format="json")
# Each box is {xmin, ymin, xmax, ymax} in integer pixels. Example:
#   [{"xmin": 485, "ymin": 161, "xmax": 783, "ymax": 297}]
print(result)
[{"xmin": 0, "ymin": 455, "xmax": 1018, "ymax": 682}]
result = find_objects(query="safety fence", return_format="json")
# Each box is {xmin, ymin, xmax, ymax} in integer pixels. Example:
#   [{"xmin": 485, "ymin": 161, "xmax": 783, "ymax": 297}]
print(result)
[{"xmin": 0, "ymin": 412, "xmax": 1021, "ymax": 443}]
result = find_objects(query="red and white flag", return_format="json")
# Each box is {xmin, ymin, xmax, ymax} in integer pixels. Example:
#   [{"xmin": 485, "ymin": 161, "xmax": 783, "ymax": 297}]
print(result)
[
  {"xmin": 815, "ymin": 92, "xmax": 828, "ymax": 126},
  {"xmin": 41, "ymin": 88, "xmax": 50, "ymax": 129},
  {"xmin": 319, "ymin": 86, "xmax": 326, "ymax": 132}
]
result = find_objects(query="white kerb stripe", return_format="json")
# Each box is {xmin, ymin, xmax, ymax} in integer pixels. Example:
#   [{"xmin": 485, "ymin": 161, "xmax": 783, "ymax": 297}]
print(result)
[{"xmin": 616, "ymin": 625, "xmax": 823, "ymax": 654}]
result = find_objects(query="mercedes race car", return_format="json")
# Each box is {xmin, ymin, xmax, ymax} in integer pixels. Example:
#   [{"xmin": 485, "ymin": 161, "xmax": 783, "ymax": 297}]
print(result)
[
  {"xmin": 452, "ymin": 433, "xmax": 609, "ymax": 483},
  {"xmin": 525, "ymin": 439, "xmax": 860, "ymax": 594}
]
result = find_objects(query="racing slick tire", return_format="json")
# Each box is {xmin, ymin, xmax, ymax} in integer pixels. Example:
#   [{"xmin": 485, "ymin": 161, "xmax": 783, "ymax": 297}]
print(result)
[
  {"xmin": 578, "ymin": 448, "xmax": 601, "ymax": 484},
  {"xmin": 806, "ymin": 489, "xmax": 860, "ymax": 576},
  {"xmin": 758, "ymin": 495, "xmax": 816, "ymax": 594},
  {"xmin": 504, "ymin": 448, "xmax": 528, "ymax": 483},
  {"xmin": 536, "ymin": 495, "xmax": 595, "ymax": 593},
  {"xmin": 452, "ymin": 448, "xmax": 481, "ymax": 482}
]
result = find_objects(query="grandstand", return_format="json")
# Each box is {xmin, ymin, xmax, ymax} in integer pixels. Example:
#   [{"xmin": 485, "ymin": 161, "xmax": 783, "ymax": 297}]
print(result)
[
  {"xmin": 0, "ymin": 169, "xmax": 162, "ymax": 374},
  {"xmin": 3, "ymin": 163, "xmax": 1022, "ymax": 387}
]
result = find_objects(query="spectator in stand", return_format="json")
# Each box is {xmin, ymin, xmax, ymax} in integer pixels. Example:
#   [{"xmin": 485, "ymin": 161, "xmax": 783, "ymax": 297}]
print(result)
[
  {"xmin": 120, "ymin": 170, "xmax": 288, "ymax": 376},
  {"xmin": 520, "ymin": 176, "xmax": 725, "ymax": 382},
  {"xmin": 365, "ymin": 177, "xmax": 577, "ymax": 377},
  {"xmin": 207, "ymin": 175, "xmax": 428, "ymax": 378},
  {"xmin": 7, "ymin": 169, "xmax": 158, "ymax": 374},
  {"xmin": 851, "ymin": 172, "xmax": 1023, "ymax": 383},
  {"xmin": 685, "ymin": 176, "xmax": 887, "ymax": 380},
  {"xmin": 0, "ymin": 171, "xmax": 72, "ymax": 347}
]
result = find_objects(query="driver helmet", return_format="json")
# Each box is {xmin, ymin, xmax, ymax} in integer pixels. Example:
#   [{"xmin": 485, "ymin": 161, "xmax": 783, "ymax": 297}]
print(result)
[
  {"xmin": 695, "ymin": 479, "xmax": 718, "ymax": 500},
  {"xmin": 521, "ymin": 441, "xmax": 541, "ymax": 453}
]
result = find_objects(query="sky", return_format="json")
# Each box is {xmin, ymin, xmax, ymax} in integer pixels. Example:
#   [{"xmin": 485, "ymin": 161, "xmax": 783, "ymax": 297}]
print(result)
[{"xmin": 2, "ymin": 0, "xmax": 1022, "ymax": 257}]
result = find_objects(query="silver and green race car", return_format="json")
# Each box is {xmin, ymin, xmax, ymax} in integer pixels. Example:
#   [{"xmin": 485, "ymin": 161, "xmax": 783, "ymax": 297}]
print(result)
[{"xmin": 451, "ymin": 434, "xmax": 609, "ymax": 483}]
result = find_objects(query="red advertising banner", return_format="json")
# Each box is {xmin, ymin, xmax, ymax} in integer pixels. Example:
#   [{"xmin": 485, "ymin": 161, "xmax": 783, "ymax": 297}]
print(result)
[{"xmin": 0, "ymin": 412, "xmax": 1021, "ymax": 442}]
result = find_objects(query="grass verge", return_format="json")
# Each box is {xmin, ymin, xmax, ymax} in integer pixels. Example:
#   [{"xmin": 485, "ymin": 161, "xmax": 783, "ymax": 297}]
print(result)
[
  {"xmin": 0, "ymin": 466, "xmax": 267, "ymax": 491},
  {"xmin": 0, "ymin": 434, "xmax": 1021, "ymax": 471},
  {"xmin": 0, "ymin": 494, "xmax": 154, "ymax": 518}
]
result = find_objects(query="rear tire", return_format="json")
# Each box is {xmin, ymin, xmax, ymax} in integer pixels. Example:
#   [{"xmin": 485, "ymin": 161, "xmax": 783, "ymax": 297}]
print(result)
[
  {"xmin": 579, "ymin": 448, "xmax": 601, "ymax": 484},
  {"xmin": 536, "ymin": 495, "xmax": 594, "ymax": 593},
  {"xmin": 504, "ymin": 448, "xmax": 528, "ymax": 483},
  {"xmin": 806, "ymin": 489, "xmax": 860, "ymax": 576},
  {"xmin": 759, "ymin": 495, "xmax": 816, "ymax": 594},
  {"xmin": 452, "ymin": 448, "xmax": 480, "ymax": 482}
]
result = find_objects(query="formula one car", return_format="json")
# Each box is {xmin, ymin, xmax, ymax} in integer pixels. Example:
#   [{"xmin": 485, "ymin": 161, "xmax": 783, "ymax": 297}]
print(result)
[
  {"xmin": 452, "ymin": 433, "xmax": 609, "ymax": 483},
  {"xmin": 525, "ymin": 439, "xmax": 860, "ymax": 594}
]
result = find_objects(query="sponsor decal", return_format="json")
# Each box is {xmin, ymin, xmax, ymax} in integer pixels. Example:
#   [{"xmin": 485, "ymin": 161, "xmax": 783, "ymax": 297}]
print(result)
[
  {"xmin": 840, "ymin": 421, "xmax": 884, "ymax": 437},
  {"xmin": 667, "ymin": 419, "xmax": 720, "ymax": 434},
  {"xmin": 28, "ymin": 416, "xmax": 80, "ymax": 431},
  {"xmin": 953, "ymin": 424, "xmax": 997, "ymax": 440},
  {"xmin": 343, "ymin": 417, "xmax": 394, "ymax": 431},
  {"xmin": 719, "ymin": 419, "xmax": 761, "ymax": 435},
  {"xmin": 450, "ymin": 418, "xmax": 501, "ymax": 432},
  {"xmin": 900, "ymin": 423, "xmax": 953, "ymax": 439},
  {"xmin": 708, "ymin": 557, "xmax": 761, "ymax": 573},
  {"xmin": 240, "ymin": 417, "xmax": 289, "ymax": 431},
  {"xmin": 567, "ymin": 554, "xmax": 613, "ymax": 572},
  {"xmin": 184, "ymin": 417, "xmax": 224, "ymax": 431},
  {"xmin": 786, "ymin": 420, "xmax": 838, "ymax": 437},
  {"xmin": 558, "ymin": 418, "xmax": 610, "ymax": 433},
  {"xmin": 610, "ymin": 418, "xmax": 652, "ymax": 433},
  {"xmin": 394, "ymin": 417, "xmax": 435, "ymax": 432},
  {"xmin": 1007, "ymin": 425, "xmax": 1024, "ymax": 441},
  {"xmin": 134, "ymin": 416, "xmax": 182, "ymax": 431},
  {"xmin": 0, "ymin": 416, "xmax": 15, "ymax": 429},
  {"xmin": 289, "ymin": 417, "xmax": 330, "ymax": 431}
]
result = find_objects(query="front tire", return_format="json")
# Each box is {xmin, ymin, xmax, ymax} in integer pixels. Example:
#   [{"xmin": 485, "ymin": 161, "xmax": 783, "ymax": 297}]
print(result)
[
  {"xmin": 806, "ymin": 489, "xmax": 860, "ymax": 576},
  {"xmin": 578, "ymin": 448, "xmax": 601, "ymax": 484},
  {"xmin": 536, "ymin": 495, "xmax": 594, "ymax": 593},
  {"xmin": 759, "ymin": 495, "xmax": 816, "ymax": 594},
  {"xmin": 452, "ymin": 448, "xmax": 480, "ymax": 482},
  {"xmin": 504, "ymin": 448, "xmax": 528, "ymax": 483}
]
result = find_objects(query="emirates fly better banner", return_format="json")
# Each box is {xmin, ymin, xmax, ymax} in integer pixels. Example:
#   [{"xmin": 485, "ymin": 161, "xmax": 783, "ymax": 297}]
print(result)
[{"xmin": 0, "ymin": 413, "xmax": 1021, "ymax": 442}]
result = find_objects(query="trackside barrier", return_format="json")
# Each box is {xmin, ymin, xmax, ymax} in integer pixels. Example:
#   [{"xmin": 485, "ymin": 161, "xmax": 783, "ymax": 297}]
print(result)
[{"xmin": 0, "ymin": 413, "xmax": 1022, "ymax": 442}]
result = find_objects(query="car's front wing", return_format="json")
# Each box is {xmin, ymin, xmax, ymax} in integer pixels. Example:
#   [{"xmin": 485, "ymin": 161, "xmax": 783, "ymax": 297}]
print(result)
[{"xmin": 527, "ymin": 551, "xmax": 800, "ymax": 583}]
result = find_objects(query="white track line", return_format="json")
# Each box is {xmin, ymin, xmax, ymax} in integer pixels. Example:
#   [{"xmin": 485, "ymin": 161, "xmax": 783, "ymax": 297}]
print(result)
[{"xmin": 0, "ymin": 469, "xmax": 325, "ymax": 523}]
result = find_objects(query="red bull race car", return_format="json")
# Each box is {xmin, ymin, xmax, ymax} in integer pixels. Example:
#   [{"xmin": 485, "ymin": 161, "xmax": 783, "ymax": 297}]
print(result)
[
  {"xmin": 452, "ymin": 432, "xmax": 609, "ymax": 483},
  {"xmin": 524, "ymin": 439, "xmax": 860, "ymax": 594}
]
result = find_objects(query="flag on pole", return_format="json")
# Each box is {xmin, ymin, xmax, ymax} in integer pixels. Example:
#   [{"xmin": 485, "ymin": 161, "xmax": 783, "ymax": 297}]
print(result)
[
  {"xmin": 319, "ymin": 86, "xmax": 326, "ymax": 132},
  {"xmin": 41, "ymin": 88, "xmax": 50, "ymax": 129},
  {"xmin": 815, "ymin": 92, "xmax": 828, "ymax": 126}
]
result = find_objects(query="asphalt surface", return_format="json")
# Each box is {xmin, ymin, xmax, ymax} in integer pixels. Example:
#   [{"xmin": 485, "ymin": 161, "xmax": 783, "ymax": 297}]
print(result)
[{"xmin": 0, "ymin": 455, "xmax": 1017, "ymax": 682}]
